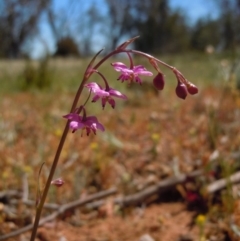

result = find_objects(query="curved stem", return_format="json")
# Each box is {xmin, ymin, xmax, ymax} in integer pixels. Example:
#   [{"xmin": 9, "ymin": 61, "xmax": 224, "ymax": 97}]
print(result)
[
  {"xmin": 94, "ymin": 70, "xmax": 110, "ymax": 90},
  {"xmin": 91, "ymin": 48, "xmax": 175, "ymax": 78},
  {"xmin": 126, "ymin": 49, "xmax": 174, "ymax": 70},
  {"xmin": 126, "ymin": 52, "xmax": 134, "ymax": 69}
]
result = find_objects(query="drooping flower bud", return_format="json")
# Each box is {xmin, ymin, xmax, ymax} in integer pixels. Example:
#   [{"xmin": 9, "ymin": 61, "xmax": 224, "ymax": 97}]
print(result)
[
  {"xmin": 176, "ymin": 81, "xmax": 188, "ymax": 99},
  {"xmin": 51, "ymin": 178, "xmax": 65, "ymax": 187},
  {"xmin": 153, "ymin": 73, "xmax": 165, "ymax": 90},
  {"xmin": 187, "ymin": 83, "xmax": 198, "ymax": 95}
]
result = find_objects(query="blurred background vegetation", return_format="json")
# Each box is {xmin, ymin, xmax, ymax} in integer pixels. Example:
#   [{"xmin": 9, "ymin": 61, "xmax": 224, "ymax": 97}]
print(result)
[
  {"xmin": 0, "ymin": 0, "xmax": 239, "ymax": 59},
  {"xmin": 1, "ymin": 2, "xmax": 240, "ymax": 239},
  {"xmin": 0, "ymin": 0, "xmax": 239, "ymax": 93}
]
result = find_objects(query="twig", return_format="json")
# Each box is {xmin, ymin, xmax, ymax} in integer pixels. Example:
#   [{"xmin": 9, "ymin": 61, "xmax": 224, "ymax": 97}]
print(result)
[
  {"xmin": 11, "ymin": 199, "xmax": 59, "ymax": 210},
  {"xmin": 0, "ymin": 190, "xmax": 22, "ymax": 200},
  {"xmin": 0, "ymin": 188, "xmax": 117, "ymax": 241},
  {"xmin": 7, "ymin": 170, "xmax": 202, "ymax": 210},
  {"xmin": 0, "ymin": 171, "xmax": 202, "ymax": 240},
  {"xmin": 115, "ymin": 170, "xmax": 202, "ymax": 206},
  {"xmin": 73, "ymin": 170, "xmax": 202, "ymax": 211},
  {"xmin": 207, "ymin": 171, "xmax": 240, "ymax": 193},
  {"xmin": 22, "ymin": 173, "xmax": 29, "ymax": 201},
  {"xmin": 86, "ymin": 170, "xmax": 240, "ymax": 210},
  {"xmin": 2, "ymin": 169, "xmax": 240, "ymax": 240}
]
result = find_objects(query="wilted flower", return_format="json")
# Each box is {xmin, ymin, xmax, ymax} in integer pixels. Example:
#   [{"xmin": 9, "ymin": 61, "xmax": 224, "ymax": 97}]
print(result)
[
  {"xmin": 51, "ymin": 178, "xmax": 65, "ymax": 187},
  {"xmin": 176, "ymin": 81, "xmax": 188, "ymax": 99},
  {"xmin": 85, "ymin": 82, "xmax": 127, "ymax": 109},
  {"xmin": 111, "ymin": 62, "xmax": 153, "ymax": 84},
  {"xmin": 63, "ymin": 113, "xmax": 105, "ymax": 135},
  {"xmin": 153, "ymin": 73, "xmax": 165, "ymax": 90}
]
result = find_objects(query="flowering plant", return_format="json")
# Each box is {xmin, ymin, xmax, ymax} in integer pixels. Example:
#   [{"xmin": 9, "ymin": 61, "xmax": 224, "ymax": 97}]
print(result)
[{"xmin": 30, "ymin": 36, "xmax": 198, "ymax": 240}]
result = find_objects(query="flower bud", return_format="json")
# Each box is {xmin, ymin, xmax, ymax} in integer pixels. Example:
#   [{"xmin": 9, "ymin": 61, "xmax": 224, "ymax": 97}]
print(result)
[
  {"xmin": 51, "ymin": 178, "xmax": 65, "ymax": 187},
  {"xmin": 187, "ymin": 83, "xmax": 198, "ymax": 95},
  {"xmin": 153, "ymin": 73, "xmax": 165, "ymax": 90},
  {"xmin": 176, "ymin": 81, "xmax": 188, "ymax": 99}
]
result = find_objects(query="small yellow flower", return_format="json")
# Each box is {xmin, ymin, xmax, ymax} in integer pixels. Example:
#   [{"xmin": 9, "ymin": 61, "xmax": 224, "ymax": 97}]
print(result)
[
  {"xmin": 2, "ymin": 170, "xmax": 9, "ymax": 179},
  {"xmin": 196, "ymin": 214, "xmax": 206, "ymax": 225},
  {"xmin": 90, "ymin": 142, "xmax": 99, "ymax": 150},
  {"xmin": 54, "ymin": 129, "xmax": 62, "ymax": 137},
  {"xmin": 23, "ymin": 165, "xmax": 32, "ymax": 174},
  {"xmin": 151, "ymin": 133, "xmax": 160, "ymax": 141}
]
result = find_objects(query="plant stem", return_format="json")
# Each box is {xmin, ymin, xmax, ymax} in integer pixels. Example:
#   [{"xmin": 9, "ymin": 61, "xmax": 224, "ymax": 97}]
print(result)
[
  {"xmin": 30, "ymin": 122, "xmax": 69, "ymax": 241},
  {"xmin": 30, "ymin": 45, "xmax": 176, "ymax": 240},
  {"xmin": 30, "ymin": 75, "xmax": 88, "ymax": 241},
  {"xmin": 128, "ymin": 49, "xmax": 174, "ymax": 70}
]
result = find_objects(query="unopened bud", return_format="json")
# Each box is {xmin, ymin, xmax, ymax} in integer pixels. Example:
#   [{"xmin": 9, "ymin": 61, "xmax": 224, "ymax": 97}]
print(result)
[
  {"xmin": 176, "ymin": 81, "xmax": 188, "ymax": 99},
  {"xmin": 51, "ymin": 178, "xmax": 65, "ymax": 187},
  {"xmin": 187, "ymin": 83, "xmax": 198, "ymax": 95},
  {"xmin": 153, "ymin": 73, "xmax": 165, "ymax": 90}
]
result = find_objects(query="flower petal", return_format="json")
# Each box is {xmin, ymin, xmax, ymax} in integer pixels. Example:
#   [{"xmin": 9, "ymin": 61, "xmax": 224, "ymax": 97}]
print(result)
[
  {"xmin": 109, "ymin": 88, "xmax": 127, "ymax": 99},
  {"xmin": 70, "ymin": 120, "xmax": 84, "ymax": 130},
  {"xmin": 108, "ymin": 98, "xmax": 115, "ymax": 108},
  {"xmin": 92, "ymin": 95, "xmax": 101, "ymax": 102},
  {"xmin": 63, "ymin": 113, "xmax": 104, "ymax": 134},
  {"xmin": 85, "ymin": 82, "xmax": 102, "ymax": 93},
  {"xmin": 95, "ymin": 122, "xmax": 105, "ymax": 131},
  {"xmin": 112, "ymin": 62, "xmax": 127, "ymax": 70},
  {"xmin": 135, "ymin": 76, "xmax": 142, "ymax": 84},
  {"xmin": 133, "ymin": 65, "xmax": 153, "ymax": 76},
  {"xmin": 85, "ymin": 116, "xmax": 105, "ymax": 132},
  {"xmin": 86, "ymin": 82, "xmax": 109, "ymax": 97},
  {"xmin": 117, "ymin": 73, "xmax": 130, "ymax": 82},
  {"xmin": 94, "ymin": 89, "xmax": 110, "ymax": 97},
  {"xmin": 63, "ymin": 113, "xmax": 81, "ymax": 121},
  {"xmin": 101, "ymin": 98, "xmax": 107, "ymax": 108}
]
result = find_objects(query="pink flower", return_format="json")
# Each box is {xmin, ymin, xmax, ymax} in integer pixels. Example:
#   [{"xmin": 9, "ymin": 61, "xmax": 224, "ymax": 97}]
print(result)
[
  {"xmin": 85, "ymin": 82, "xmax": 127, "ymax": 109},
  {"xmin": 63, "ymin": 113, "xmax": 104, "ymax": 135},
  {"xmin": 111, "ymin": 62, "xmax": 153, "ymax": 84}
]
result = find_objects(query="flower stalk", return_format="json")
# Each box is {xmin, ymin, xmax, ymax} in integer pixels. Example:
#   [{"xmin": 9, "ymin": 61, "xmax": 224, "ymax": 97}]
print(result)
[{"xmin": 30, "ymin": 36, "xmax": 198, "ymax": 240}]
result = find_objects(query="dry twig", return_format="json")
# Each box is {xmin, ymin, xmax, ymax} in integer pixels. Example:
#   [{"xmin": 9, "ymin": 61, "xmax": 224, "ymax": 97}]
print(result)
[
  {"xmin": 0, "ymin": 188, "xmax": 117, "ymax": 241},
  {"xmin": 2, "ymin": 169, "xmax": 240, "ymax": 240}
]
